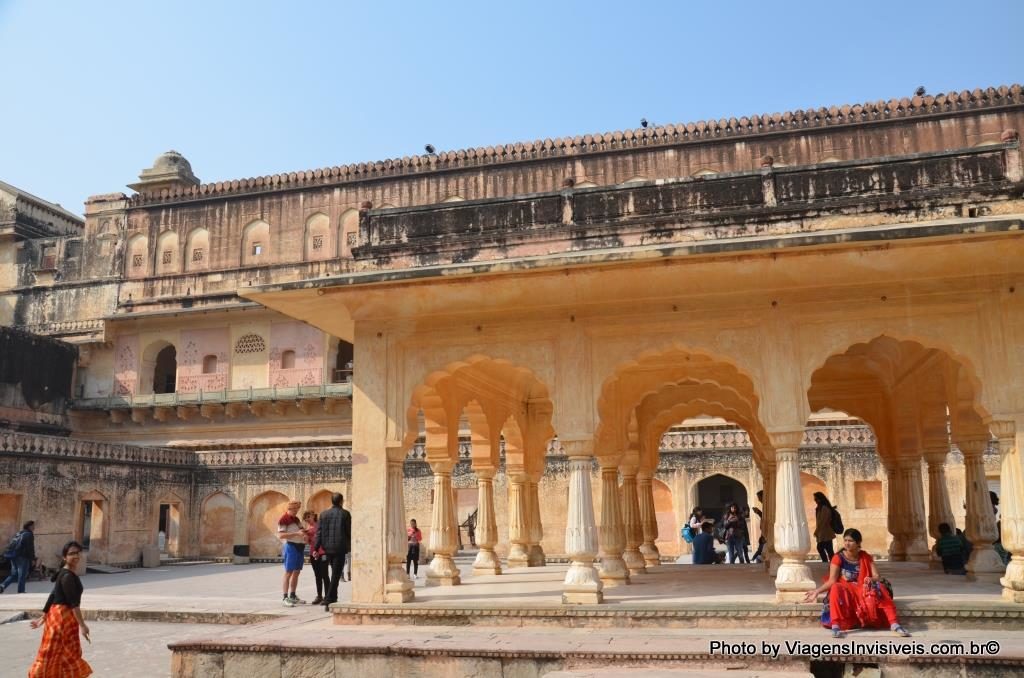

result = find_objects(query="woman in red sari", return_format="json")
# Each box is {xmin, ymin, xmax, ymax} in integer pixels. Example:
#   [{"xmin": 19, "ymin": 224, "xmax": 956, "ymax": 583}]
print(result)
[
  {"xmin": 29, "ymin": 541, "xmax": 92, "ymax": 677},
  {"xmin": 803, "ymin": 528, "xmax": 910, "ymax": 639}
]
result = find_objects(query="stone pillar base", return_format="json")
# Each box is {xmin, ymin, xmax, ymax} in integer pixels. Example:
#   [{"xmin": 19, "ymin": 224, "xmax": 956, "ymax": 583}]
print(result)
[
  {"xmin": 562, "ymin": 590, "xmax": 604, "ymax": 604},
  {"xmin": 507, "ymin": 544, "xmax": 530, "ymax": 569},
  {"xmin": 473, "ymin": 550, "xmax": 502, "ymax": 576},
  {"xmin": 598, "ymin": 557, "xmax": 630, "ymax": 588},
  {"xmin": 384, "ymin": 589, "xmax": 414, "ymax": 603},
  {"xmin": 968, "ymin": 546, "xmax": 1006, "ymax": 575},
  {"xmin": 472, "ymin": 566, "xmax": 502, "ymax": 576},
  {"xmin": 774, "ymin": 560, "xmax": 815, "ymax": 603},
  {"xmin": 425, "ymin": 574, "xmax": 461, "ymax": 587},
  {"xmin": 1001, "ymin": 557, "xmax": 1024, "ymax": 603},
  {"xmin": 528, "ymin": 545, "xmax": 546, "ymax": 567},
  {"xmin": 623, "ymin": 549, "xmax": 646, "ymax": 575}
]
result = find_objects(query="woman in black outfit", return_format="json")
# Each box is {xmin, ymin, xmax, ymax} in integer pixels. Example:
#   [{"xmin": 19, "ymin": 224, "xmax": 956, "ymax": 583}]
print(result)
[{"xmin": 29, "ymin": 540, "xmax": 92, "ymax": 677}]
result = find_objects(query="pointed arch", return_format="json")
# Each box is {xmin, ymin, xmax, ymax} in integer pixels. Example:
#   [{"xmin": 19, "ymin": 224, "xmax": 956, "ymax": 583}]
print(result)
[
  {"xmin": 155, "ymin": 229, "xmax": 179, "ymax": 274},
  {"xmin": 304, "ymin": 212, "xmax": 331, "ymax": 261},
  {"xmin": 241, "ymin": 219, "xmax": 270, "ymax": 265},
  {"xmin": 185, "ymin": 227, "xmax": 210, "ymax": 271}
]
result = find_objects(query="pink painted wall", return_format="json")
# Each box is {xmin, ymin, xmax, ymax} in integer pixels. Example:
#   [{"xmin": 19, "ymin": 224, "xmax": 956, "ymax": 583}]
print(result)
[
  {"xmin": 178, "ymin": 328, "xmax": 229, "ymax": 392},
  {"xmin": 113, "ymin": 334, "xmax": 139, "ymax": 396},
  {"xmin": 269, "ymin": 322, "xmax": 324, "ymax": 387}
]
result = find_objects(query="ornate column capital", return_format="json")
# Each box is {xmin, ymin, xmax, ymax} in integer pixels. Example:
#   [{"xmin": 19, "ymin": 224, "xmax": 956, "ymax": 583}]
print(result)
[
  {"xmin": 768, "ymin": 429, "xmax": 804, "ymax": 453},
  {"xmin": 958, "ymin": 438, "xmax": 990, "ymax": 459},
  {"xmin": 991, "ymin": 420, "xmax": 1017, "ymax": 444},
  {"xmin": 428, "ymin": 458, "xmax": 456, "ymax": 475}
]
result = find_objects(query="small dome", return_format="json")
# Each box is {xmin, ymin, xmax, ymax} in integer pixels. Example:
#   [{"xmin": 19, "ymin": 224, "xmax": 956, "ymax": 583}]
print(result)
[{"xmin": 152, "ymin": 150, "xmax": 193, "ymax": 174}]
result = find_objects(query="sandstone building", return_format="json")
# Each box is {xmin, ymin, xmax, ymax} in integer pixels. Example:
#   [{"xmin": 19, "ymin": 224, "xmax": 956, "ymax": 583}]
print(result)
[{"xmin": 0, "ymin": 86, "xmax": 1021, "ymax": 606}]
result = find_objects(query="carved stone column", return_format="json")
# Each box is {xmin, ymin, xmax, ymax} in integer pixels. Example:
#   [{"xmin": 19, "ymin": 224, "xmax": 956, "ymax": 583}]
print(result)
[
  {"xmin": 962, "ymin": 438, "xmax": 1003, "ymax": 574},
  {"xmin": 562, "ymin": 455, "xmax": 603, "ymax": 604},
  {"xmin": 763, "ymin": 462, "xmax": 780, "ymax": 574},
  {"xmin": 597, "ymin": 465, "xmax": 629, "ymax": 587},
  {"xmin": 993, "ymin": 421, "xmax": 1024, "ymax": 602},
  {"xmin": 620, "ymin": 471, "xmax": 646, "ymax": 575},
  {"xmin": 507, "ymin": 474, "xmax": 531, "ymax": 568},
  {"xmin": 385, "ymin": 456, "xmax": 415, "ymax": 602},
  {"xmin": 527, "ymin": 478, "xmax": 546, "ymax": 566},
  {"xmin": 772, "ymin": 434, "xmax": 815, "ymax": 602},
  {"xmin": 472, "ymin": 468, "xmax": 501, "ymax": 576},
  {"xmin": 638, "ymin": 471, "xmax": 661, "ymax": 568},
  {"xmin": 886, "ymin": 466, "xmax": 907, "ymax": 561},
  {"xmin": 426, "ymin": 461, "xmax": 461, "ymax": 586},
  {"xmin": 925, "ymin": 450, "xmax": 956, "ymax": 570},
  {"xmin": 900, "ymin": 458, "xmax": 931, "ymax": 562}
]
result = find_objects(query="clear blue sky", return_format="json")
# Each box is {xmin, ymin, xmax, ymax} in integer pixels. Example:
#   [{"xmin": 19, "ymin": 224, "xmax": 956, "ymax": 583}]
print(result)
[{"xmin": 1, "ymin": 0, "xmax": 1021, "ymax": 215}]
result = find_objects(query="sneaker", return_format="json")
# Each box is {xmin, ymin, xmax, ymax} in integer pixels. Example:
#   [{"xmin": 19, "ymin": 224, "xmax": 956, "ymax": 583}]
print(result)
[
  {"xmin": 289, "ymin": 593, "xmax": 306, "ymax": 605},
  {"xmin": 311, "ymin": 596, "xmax": 323, "ymax": 605},
  {"xmin": 282, "ymin": 596, "xmax": 296, "ymax": 607}
]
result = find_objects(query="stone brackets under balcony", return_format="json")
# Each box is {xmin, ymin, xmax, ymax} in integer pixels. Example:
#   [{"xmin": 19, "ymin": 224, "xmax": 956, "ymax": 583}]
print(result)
[{"xmin": 71, "ymin": 383, "xmax": 353, "ymax": 425}]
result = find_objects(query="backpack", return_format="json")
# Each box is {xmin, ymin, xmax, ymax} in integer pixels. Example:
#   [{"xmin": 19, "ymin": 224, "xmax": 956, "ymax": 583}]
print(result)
[
  {"xmin": 2, "ymin": 531, "xmax": 23, "ymax": 560},
  {"xmin": 830, "ymin": 506, "xmax": 844, "ymax": 534}
]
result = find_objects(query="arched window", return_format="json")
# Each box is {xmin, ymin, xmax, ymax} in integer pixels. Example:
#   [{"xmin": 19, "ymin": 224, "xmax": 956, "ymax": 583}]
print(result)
[
  {"xmin": 234, "ymin": 334, "xmax": 266, "ymax": 354},
  {"xmin": 156, "ymin": 230, "xmax": 179, "ymax": 274},
  {"xmin": 126, "ymin": 234, "xmax": 148, "ymax": 278},
  {"xmin": 202, "ymin": 355, "xmax": 218, "ymax": 374},
  {"xmin": 185, "ymin": 227, "xmax": 209, "ymax": 271},
  {"xmin": 153, "ymin": 345, "xmax": 177, "ymax": 394},
  {"xmin": 339, "ymin": 208, "xmax": 359, "ymax": 257},
  {"xmin": 241, "ymin": 220, "xmax": 270, "ymax": 265},
  {"xmin": 280, "ymin": 349, "xmax": 296, "ymax": 369},
  {"xmin": 304, "ymin": 213, "xmax": 330, "ymax": 261}
]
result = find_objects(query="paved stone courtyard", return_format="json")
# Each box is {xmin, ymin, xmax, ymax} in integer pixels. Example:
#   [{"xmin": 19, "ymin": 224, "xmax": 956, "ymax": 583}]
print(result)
[{"xmin": 0, "ymin": 560, "xmax": 1019, "ymax": 676}]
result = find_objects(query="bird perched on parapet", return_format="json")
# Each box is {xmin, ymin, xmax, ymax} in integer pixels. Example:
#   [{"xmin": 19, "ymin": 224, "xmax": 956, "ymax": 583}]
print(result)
[{"xmin": 915, "ymin": 86, "xmax": 926, "ymax": 97}]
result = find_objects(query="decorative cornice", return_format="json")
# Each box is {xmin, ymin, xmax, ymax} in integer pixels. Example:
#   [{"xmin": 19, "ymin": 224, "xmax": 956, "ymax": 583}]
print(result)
[
  {"xmin": 130, "ymin": 85, "xmax": 1023, "ymax": 207},
  {"xmin": 0, "ymin": 430, "xmax": 196, "ymax": 467}
]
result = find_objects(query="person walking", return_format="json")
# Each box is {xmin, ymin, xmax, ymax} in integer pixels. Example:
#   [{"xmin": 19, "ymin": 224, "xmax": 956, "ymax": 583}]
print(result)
[
  {"xmin": 277, "ymin": 500, "xmax": 307, "ymax": 606},
  {"xmin": 813, "ymin": 492, "xmax": 837, "ymax": 563},
  {"xmin": 682, "ymin": 507, "xmax": 703, "ymax": 544},
  {"xmin": 723, "ymin": 503, "xmax": 745, "ymax": 564},
  {"xmin": 303, "ymin": 511, "xmax": 328, "ymax": 605},
  {"xmin": 406, "ymin": 518, "xmax": 423, "ymax": 577},
  {"xmin": 28, "ymin": 541, "xmax": 92, "ymax": 677},
  {"xmin": 314, "ymin": 492, "xmax": 352, "ymax": 611},
  {"xmin": 1, "ymin": 520, "xmax": 36, "ymax": 594},
  {"xmin": 751, "ymin": 491, "xmax": 767, "ymax": 563}
]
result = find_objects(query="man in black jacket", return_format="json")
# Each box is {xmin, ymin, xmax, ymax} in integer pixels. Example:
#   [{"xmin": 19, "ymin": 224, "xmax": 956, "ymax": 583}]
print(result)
[
  {"xmin": 314, "ymin": 493, "xmax": 351, "ymax": 610},
  {"xmin": 1, "ymin": 520, "xmax": 36, "ymax": 593}
]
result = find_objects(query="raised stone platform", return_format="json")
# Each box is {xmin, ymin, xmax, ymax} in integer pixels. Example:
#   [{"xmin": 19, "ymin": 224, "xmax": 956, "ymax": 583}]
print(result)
[
  {"xmin": 169, "ymin": 620, "xmax": 1024, "ymax": 678},
  {"xmin": 332, "ymin": 561, "xmax": 1024, "ymax": 631}
]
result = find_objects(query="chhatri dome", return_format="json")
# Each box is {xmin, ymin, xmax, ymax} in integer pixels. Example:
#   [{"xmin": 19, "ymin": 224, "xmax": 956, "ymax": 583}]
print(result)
[{"xmin": 128, "ymin": 149, "xmax": 200, "ymax": 195}]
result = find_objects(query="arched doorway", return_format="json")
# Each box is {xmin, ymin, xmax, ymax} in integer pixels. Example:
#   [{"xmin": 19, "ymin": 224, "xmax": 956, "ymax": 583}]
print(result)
[
  {"xmin": 308, "ymin": 490, "xmax": 333, "ymax": 516},
  {"xmin": 247, "ymin": 491, "xmax": 288, "ymax": 558},
  {"xmin": 153, "ymin": 345, "xmax": 177, "ymax": 394},
  {"xmin": 199, "ymin": 492, "xmax": 235, "ymax": 557},
  {"xmin": 696, "ymin": 474, "xmax": 748, "ymax": 524}
]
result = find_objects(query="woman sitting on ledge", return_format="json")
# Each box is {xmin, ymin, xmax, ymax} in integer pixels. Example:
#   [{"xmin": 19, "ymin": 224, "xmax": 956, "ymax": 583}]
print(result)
[{"xmin": 803, "ymin": 528, "xmax": 911, "ymax": 639}]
